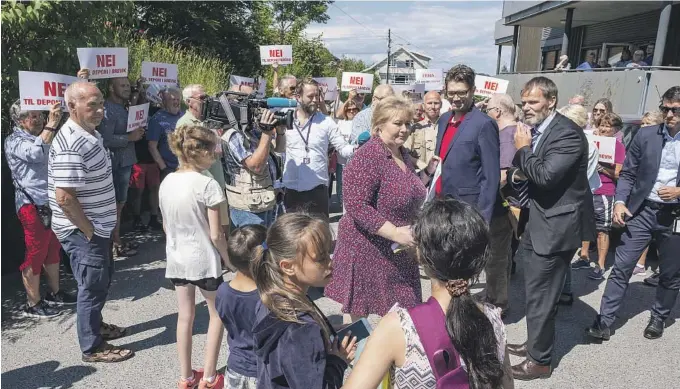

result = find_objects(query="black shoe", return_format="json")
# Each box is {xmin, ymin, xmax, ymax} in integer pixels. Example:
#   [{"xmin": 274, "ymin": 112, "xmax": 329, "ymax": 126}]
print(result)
[
  {"xmin": 558, "ymin": 293, "xmax": 574, "ymax": 306},
  {"xmin": 586, "ymin": 317, "xmax": 611, "ymax": 341},
  {"xmin": 23, "ymin": 300, "xmax": 61, "ymax": 318},
  {"xmin": 147, "ymin": 216, "xmax": 162, "ymax": 231},
  {"xmin": 643, "ymin": 316, "xmax": 665, "ymax": 339},
  {"xmin": 45, "ymin": 290, "xmax": 77, "ymax": 306},
  {"xmin": 133, "ymin": 219, "xmax": 148, "ymax": 232},
  {"xmin": 643, "ymin": 272, "xmax": 660, "ymax": 287}
]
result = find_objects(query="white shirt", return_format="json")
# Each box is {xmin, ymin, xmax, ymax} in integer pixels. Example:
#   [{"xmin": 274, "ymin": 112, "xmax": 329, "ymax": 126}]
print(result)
[
  {"xmin": 48, "ymin": 119, "xmax": 117, "ymax": 240},
  {"xmin": 336, "ymin": 119, "xmax": 353, "ymax": 165},
  {"xmin": 160, "ymin": 171, "xmax": 226, "ymax": 280},
  {"xmin": 283, "ymin": 112, "xmax": 355, "ymax": 191},
  {"xmin": 587, "ymin": 141, "xmax": 602, "ymax": 192},
  {"xmin": 647, "ymin": 125, "xmax": 680, "ymax": 203}
]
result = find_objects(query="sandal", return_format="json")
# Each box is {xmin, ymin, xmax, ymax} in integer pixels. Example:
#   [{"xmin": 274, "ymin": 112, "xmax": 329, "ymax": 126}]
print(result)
[
  {"xmin": 113, "ymin": 243, "xmax": 137, "ymax": 258},
  {"xmin": 125, "ymin": 241, "xmax": 140, "ymax": 249},
  {"xmin": 101, "ymin": 322, "xmax": 127, "ymax": 340},
  {"xmin": 82, "ymin": 341, "xmax": 134, "ymax": 363}
]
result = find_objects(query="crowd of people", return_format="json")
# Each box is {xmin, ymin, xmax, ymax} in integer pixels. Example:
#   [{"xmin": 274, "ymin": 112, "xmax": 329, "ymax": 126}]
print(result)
[{"xmin": 4, "ymin": 56, "xmax": 679, "ymax": 389}]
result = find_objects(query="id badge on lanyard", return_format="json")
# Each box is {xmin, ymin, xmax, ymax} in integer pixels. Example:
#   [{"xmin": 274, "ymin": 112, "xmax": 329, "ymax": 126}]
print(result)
[{"xmin": 295, "ymin": 114, "xmax": 315, "ymax": 164}]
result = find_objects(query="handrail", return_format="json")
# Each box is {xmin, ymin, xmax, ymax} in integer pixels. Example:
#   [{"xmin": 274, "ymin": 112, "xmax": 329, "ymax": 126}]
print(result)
[{"xmin": 498, "ymin": 66, "xmax": 680, "ymax": 75}]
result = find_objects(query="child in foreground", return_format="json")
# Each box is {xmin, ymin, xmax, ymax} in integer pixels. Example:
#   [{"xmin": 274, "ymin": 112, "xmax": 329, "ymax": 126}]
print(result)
[
  {"xmin": 160, "ymin": 125, "xmax": 229, "ymax": 389},
  {"xmin": 216, "ymin": 225, "xmax": 267, "ymax": 389},
  {"xmin": 251, "ymin": 213, "xmax": 357, "ymax": 389}
]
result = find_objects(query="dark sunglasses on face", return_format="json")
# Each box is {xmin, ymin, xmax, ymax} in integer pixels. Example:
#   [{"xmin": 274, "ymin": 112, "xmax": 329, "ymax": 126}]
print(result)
[
  {"xmin": 659, "ymin": 105, "xmax": 680, "ymax": 115},
  {"xmin": 347, "ymin": 108, "xmax": 359, "ymax": 112},
  {"xmin": 593, "ymin": 108, "xmax": 606, "ymax": 113}
]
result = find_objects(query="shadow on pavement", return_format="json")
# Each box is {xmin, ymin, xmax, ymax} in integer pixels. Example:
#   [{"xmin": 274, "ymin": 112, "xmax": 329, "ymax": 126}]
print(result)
[{"xmin": 1, "ymin": 360, "xmax": 96, "ymax": 389}]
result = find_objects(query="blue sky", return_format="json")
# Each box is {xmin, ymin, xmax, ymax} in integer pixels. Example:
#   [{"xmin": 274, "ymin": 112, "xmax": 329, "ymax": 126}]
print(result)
[{"xmin": 305, "ymin": 1, "xmax": 512, "ymax": 75}]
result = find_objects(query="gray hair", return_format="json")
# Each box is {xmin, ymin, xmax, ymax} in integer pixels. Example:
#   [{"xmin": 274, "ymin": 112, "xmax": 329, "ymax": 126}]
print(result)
[
  {"xmin": 162, "ymin": 85, "xmax": 182, "ymax": 97},
  {"xmin": 182, "ymin": 84, "xmax": 204, "ymax": 102},
  {"xmin": 278, "ymin": 75, "xmax": 296, "ymax": 89},
  {"xmin": 64, "ymin": 81, "xmax": 95, "ymax": 113},
  {"xmin": 489, "ymin": 93, "xmax": 516, "ymax": 116},
  {"xmin": 10, "ymin": 99, "xmax": 30, "ymax": 125}
]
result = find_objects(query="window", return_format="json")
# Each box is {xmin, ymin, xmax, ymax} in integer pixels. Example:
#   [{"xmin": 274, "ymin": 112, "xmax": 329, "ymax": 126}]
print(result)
[
  {"xmin": 394, "ymin": 75, "xmax": 407, "ymax": 84},
  {"xmin": 388, "ymin": 57, "xmax": 397, "ymax": 67},
  {"xmin": 405, "ymin": 59, "xmax": 414, "ymax": 68},
  {"xmin": 542, "ymin": 50, "xmax": 559, "ymax": 70}
]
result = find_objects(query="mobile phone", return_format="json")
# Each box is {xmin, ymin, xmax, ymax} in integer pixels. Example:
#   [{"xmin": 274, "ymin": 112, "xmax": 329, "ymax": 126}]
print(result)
[{"xmin": 334, "ymin": 318, "xmax": 372, "ymax": 344}]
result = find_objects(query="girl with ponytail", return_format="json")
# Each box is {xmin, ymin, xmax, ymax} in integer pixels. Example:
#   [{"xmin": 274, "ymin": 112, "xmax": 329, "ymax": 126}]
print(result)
[
  {"xmin": 343, "ymin": 198, "xmax": 514, "ymax": 389},
  {"xmin": 251, "ymin": 212, "xmax": 357, "ymax": 389}
]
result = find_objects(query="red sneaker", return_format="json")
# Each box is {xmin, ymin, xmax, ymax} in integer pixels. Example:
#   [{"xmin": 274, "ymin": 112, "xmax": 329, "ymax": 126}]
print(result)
[
  {"xmin": 178, "ymin": 369, "xmax": 204, "ymax": 389},
  {"xmin": 198, "ymin": 373, "xmax": 224, "ymax": 389}
]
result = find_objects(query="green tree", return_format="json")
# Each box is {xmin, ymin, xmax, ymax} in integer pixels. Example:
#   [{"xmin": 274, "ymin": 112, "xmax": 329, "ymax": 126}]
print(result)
[{"xmin": 269, "ymin": 0, "xmax": 332, "ymax": 43}]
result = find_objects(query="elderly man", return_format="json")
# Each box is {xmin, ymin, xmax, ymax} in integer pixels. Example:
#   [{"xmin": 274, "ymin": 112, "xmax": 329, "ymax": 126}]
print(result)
[
  {"xmin": 350, "ymin": 84, "xmax": 395, "ymax": 143},
  {"xmin": 49, "ymin": 81, "xmax": 133, "ymax": 362},
  {"xmin": 568, "ymin": 94, "xmax": 585, "ymax": 106},
  {"xmin": 406, "ymin": 91, "xmax": 442, "ymax": 169},
  {"xmin": 177, "ymin": 84, "xmax": 230, "ymax": 231},
  {"xmin": 5, "ymin": 101, "xmax": 77, "ymax": 318},
  {"xmin": 148, "ymin": 86, "xmax": 184, "ymax": 179},
  {"xmin": 272, "ymin": 63, "xmax": 297, "ymax": 99}
]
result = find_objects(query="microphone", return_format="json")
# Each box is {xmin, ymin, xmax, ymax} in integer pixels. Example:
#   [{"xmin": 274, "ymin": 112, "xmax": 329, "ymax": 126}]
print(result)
[{"xmin": 266, "ymin": 97, "xmax": 297, "ymax": 108}]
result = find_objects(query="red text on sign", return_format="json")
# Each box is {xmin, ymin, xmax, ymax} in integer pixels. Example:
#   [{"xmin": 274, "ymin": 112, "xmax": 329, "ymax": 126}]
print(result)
[
  {"xmin": 349, "ymin": 76, "xmax": 364, "ymax": 85},
  {"xmin": 44, "ymin": 82, "xmax": 68, "ymax": 97},
  {"xmin": 96, "ymin": 55, "xmax": 116, "ymax": 68},
  {"xmin": 135, "ymin": 110, "xmax": 144, "ymax": 120},
  {"xmin": 484, "ymin": 81, "xmax": 498, "ymax": 91},
  {"xmin": 269, "ymin": 49, "xmax": 283, "ymax": 58},
  {"xmin": 152, "ymin": 67, "xmax": 167, "ymax": 77}
]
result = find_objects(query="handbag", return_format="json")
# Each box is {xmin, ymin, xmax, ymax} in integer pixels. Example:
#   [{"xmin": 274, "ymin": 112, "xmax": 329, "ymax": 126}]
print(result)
[{"xmin": 14, "ymin": 180, "xmax": 51, "ymax": 228}]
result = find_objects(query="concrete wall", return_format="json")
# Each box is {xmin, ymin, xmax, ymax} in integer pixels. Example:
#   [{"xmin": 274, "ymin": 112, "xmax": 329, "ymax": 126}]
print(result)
[{"xmin": 496, "ymin": 70, "xmax": 679, "ymax": 116}]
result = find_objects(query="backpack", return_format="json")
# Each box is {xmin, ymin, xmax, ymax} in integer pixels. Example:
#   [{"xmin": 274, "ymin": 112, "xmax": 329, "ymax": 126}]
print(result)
[{"xmin": 408, "ymin": 297, "xmax": 470, "ymax": 389}]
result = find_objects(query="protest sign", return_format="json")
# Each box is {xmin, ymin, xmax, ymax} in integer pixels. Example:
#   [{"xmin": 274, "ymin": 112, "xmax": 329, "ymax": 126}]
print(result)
[
  {"xmin": 127, "ymin": 103, "xmax": 149, "ymax": 132},
  {"xmin": 313, "ymin": 77, "xmax": 339, "ymax": 101},
  {"xmin": 473, "ymin": 75, "xmax": 509, "ymax": 98},
  {"xmin": 341, "ymin": 72, "xmax": 374, "ymax": 93},
  {"xmin": 256, "ymin": 77, "xmax": 267, "ymax": 98},
  {"xmin": 19, "ymin": 71, "xmax": 80, "ymax": 111},
  {"xmin": 141, "ymin": 61, "xmax": 178, "ymax": 86},
  {"xmin": 415, "ymin": 69, "xmax": 443, "ymax": 91},
  {"xmin": 77, "ymin": 47, "xmax": 128, "ymax": 79},
  {"xmin": 586, "ymin": 134, "xmax": 617, "ymax": 164},
  {"xmin": 260, "ymin": 45, "xmax": 293, "ymax": 66},
  {"xmin": 230, "ymin": 75, "xmax": 255, "ymax": 90}
]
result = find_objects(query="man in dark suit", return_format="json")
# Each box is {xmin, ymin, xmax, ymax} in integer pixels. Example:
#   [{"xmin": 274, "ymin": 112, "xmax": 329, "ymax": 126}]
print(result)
[
  {"xmin": 506, "ymin": 77, "xmax": 590, "ymax": 380},
  {"xmin": 435, "ymin": 64, "xmax": 500, "ymax": 223},
  {"xmin": 587, "ymin": 86, "xmax": 680, "ymax": 341}
]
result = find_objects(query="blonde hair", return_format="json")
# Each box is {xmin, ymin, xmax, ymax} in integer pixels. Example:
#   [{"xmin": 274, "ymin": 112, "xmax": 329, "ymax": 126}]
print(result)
[
  {"xmin": 250, "ymin": 213, "xmax": 333, "ymax": 341},
  {"xmin": 641, "ymin": 110, "xmax": 663, "ymax": 126},
  {"xmin": 168, "ymin": 125, "xmax": 216, "ymax": 166},
  {"xmin": 558, "ymin": 104, "xmax": 588, "ymax": 129},
  {"xmin": 370, "ymin": 96, "xmax": 414, "ymax": 136}
]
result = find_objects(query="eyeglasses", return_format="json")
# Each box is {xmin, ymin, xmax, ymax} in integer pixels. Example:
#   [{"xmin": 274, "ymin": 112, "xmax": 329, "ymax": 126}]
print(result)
[
  {"xmin": 659, "ymin": 106, "xmax": 680, "ymax": 116},
  {"xmin": 593, "ymin": 108, "xmax": 606, "ymax": 113},
  {"xmin": 445, "ymin": 90, "xmax": 470, "ymax": 99},
  {"xmin": 347, "ymin": 108, "xmax": 359, "ymax": 113},
  {"xmin": 191, "ymin": 94, "xmax": 208, "ymax": 101},
  {"xmin": 485, "ymin": 107, "xmax": 500, "ymax": 114}
]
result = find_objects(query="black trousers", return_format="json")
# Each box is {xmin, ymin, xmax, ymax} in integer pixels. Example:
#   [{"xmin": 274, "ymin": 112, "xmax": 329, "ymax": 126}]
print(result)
[
  {"xmin": 284, "ymin": 185, "xmax": 329, "ymax": 220},
  {"xmin": 519, "ymin": 229, "xmax": 572, "ymax": 366}
]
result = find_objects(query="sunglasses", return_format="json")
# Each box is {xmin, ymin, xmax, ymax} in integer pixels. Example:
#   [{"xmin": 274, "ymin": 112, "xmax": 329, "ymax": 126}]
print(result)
[
  {"xmin": 659, "ymin": 106, "xmax": 680, "ymax": 115},
  {"xmin": 593, "ymin": 108, "xmax": 606, "ymax": 113},
  {"xmin": 347, "ymin": 108, "xmax": 359, "ymax": 112}
]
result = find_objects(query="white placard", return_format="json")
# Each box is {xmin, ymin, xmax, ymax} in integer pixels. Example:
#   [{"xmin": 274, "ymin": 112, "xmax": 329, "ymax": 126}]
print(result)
[
  {"xmin": 586, "ymin": 134, "xmax": 617, "ymax": 164},
  {"xmin": 230, "ymin": 75, "xmax": 255, "ymax": 90},
  {"xmin": 19, "ymin": 71, "xmax": 80, "ymax": 111},
  {"xmin": 76, "ymin": 47, "xmax": 128, "ymax": 79},
  {"xmin": 260, "ymin": 45, "xmax": 293, "ymax": 66},
  {"xmin": 416, "ymin": 69, "xmax": 443, "ymax": 91},
  {"xmin": 313, "ymin": 77, "xmax": 339, "ymax": 101},
  {"xmin": 474, "ymin": 75, "xmax": 509, "ymax": 98},
  {"xmin": 341, "ymin": 72, "xmax": 374, "ymax": 93},
  {"xmin": 127, "ymin": 103, "xmax": 149, "ymax": 132},
  {"xmin": 256, "ymin": 77, "xmax": 267, "ymax": 98},
  {"xmin": 141, "ymin": 61, "xmax": 178, "ymax": 86}
]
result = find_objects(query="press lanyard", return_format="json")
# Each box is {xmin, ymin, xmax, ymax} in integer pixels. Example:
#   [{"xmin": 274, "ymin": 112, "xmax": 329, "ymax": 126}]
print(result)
[{"xmin": 294, "ymin": 113, "xmax": 315, "ymax": 153}]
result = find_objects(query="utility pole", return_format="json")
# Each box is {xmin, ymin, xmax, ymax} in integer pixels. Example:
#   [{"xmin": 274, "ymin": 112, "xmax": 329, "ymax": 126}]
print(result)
[{"xmin": 386, "ymin": 29, "xmax": 392, "ymax": 85}]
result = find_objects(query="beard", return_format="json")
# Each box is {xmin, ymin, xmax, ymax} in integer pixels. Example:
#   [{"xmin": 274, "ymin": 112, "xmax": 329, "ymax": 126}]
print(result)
[
  {"xmin": 525, "ymin": 109, "xmax": 549, "ymax": 126},
  {"xmin": 301, "ymin": 101, "xmax": 317, "ymax": 115}
]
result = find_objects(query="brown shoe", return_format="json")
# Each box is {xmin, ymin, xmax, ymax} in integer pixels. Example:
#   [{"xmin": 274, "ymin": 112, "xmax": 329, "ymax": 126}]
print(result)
[
  {"xmin": 82, "ymin": 342, "xmax": 134, "ymax": 363},
  {"xmin": 511, "ymin": 359, "xmax": 551, "ymax": 381},
  {"xmin": 101, "ymin": 322, "xmax": 127, "ymax": 340},
  {"xmin": 506, "ymin": 342, "xmax": 528, "ymax": 357}
]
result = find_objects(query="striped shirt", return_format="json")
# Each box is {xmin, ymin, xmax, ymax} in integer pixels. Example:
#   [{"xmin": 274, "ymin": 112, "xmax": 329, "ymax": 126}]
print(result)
[{"xmin": 48, "ymin": 119, "xmax": 117, "ymax": 240}]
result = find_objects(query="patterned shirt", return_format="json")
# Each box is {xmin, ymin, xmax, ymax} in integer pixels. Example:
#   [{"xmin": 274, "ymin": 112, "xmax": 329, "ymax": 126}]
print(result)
[
  {"xmin": 350, "ymin": 106, "xmax": 373, "ymax": 144},
  {"xmin": 48, "ymin": 119, "xmax": 117, "ymax": 240},
  {"xmin": 4, "ymin": 127, "xmax": 50, "ymax": 212},
  {"xmin": 223, "ymin": 130, "xmax": 277, "ymax": 186}
]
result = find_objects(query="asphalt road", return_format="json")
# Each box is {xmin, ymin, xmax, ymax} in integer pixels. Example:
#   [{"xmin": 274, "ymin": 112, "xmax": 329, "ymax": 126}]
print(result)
[{"xmin": 2, "ymin": 201, "xmax": 679, "ymax": 389}]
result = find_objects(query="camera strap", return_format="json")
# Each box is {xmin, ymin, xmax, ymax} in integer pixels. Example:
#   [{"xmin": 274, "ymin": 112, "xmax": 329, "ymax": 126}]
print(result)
[{"xmin": 218, "ymin": 94, "xmax": 241, "ymax": 131}]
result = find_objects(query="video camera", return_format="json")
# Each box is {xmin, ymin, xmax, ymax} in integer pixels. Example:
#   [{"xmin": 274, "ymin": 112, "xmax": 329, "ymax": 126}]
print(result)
[{"xmin": 202, "ymin": 91, "xmax": 296, "ymax": 132}]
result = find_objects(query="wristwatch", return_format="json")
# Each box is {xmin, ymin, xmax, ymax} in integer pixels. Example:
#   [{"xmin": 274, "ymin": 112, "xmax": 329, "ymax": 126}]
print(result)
[{"xmin": 44, "ymin": 126, "xmax": 57, "ymax": 132}]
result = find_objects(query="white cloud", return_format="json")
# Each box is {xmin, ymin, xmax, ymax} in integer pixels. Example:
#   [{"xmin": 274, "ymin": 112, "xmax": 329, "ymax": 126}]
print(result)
[{"xmin": 306, "ymin": 1, "xmax": 512, "ymax": 74}]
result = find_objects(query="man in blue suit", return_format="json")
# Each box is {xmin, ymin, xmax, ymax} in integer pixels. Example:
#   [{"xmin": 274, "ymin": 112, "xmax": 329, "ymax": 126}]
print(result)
[
  {"xmin": 587, "ymin": 86, "xmax": 680, "ymax": 341},
  {"xmin": 435, "ymin": 65, "xmax": 500, "ymax": 223}
]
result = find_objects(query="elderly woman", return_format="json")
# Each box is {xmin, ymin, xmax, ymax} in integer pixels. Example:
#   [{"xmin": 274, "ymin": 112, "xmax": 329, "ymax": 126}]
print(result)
[
  {"xmin": 588, "ymin": 98, "xmax": 623, "ymax": 141},
  {"xmin": 4, "ymin": 100, "xmax": 76, "ymax": 317},
  {"xmin": 327, "ymin": 96, "xmax": 438, "ymax": 319}
]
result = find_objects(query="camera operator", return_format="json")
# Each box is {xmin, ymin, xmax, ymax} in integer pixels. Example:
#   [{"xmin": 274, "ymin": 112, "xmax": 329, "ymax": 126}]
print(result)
[{"xmin": 222, "ymin": 109, "xmax": 286, "ymax": 228}]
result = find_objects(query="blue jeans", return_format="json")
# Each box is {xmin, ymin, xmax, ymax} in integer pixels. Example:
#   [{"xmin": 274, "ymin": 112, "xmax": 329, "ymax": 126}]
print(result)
[
  {"xmin": 112, "ymin": 165, "xmax": 133, "ymax": 203},
  {"xmin": 230, "ymin": 209, "xmax": 275, "ymax": 228},
  {"xmin": 336, "ymin": 164, "xmax": 345, "ymax": 208},
  {"xmin": 60, "ymin": 230, "xmax": 113, "ymax": 354}
]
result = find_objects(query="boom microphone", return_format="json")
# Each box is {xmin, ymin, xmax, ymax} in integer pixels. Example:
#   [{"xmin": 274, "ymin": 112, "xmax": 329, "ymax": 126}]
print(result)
[{"xmin": 266, "ymin": 97, "xmax": 297, "ymax": 108}]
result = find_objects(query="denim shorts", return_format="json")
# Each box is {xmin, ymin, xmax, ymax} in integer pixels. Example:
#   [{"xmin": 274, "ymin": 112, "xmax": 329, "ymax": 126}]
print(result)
[
  {"xmin": 112, "ymin": 165, "xmax": 133, "ymax": 203},
  {"xmin": 230, "ymin": 209, "xmax": 275, "ymax": 228}
]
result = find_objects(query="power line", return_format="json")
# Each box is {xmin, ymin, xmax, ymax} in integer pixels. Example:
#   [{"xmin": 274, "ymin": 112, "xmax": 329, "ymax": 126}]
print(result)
[{"xmin": 331, "ymin": 3, "xmax": 380, "ymax": 35}]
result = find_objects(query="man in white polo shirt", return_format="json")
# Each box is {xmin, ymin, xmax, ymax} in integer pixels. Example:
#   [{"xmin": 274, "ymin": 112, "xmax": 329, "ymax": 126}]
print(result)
[
  {"xmin": 49, "ymin": 81, "xmax": 133, "ymax": 363},
  {"xmin": 283, "ymin": 78, "xmax": 356, "ymax": 219}
]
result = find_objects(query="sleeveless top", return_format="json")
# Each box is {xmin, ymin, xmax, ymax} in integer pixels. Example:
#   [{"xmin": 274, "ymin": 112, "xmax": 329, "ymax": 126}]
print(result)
[{"xmin": 390, "ymin": 303, "xmax": 507, "ymax": 389}]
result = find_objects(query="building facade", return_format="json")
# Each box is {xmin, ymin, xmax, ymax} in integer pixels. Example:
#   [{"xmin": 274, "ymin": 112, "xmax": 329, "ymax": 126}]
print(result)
[{"xmin": 363, "ymin": 47, "xmax": 433, "ymax": 85}]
